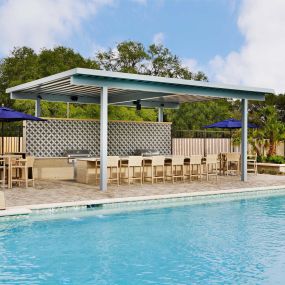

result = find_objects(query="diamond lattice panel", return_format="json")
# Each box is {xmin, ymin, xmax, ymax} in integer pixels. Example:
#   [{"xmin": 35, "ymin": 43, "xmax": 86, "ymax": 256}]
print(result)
[{"xmin": 26, "ymin": 119, "xmax": 171, "ymax": 157}]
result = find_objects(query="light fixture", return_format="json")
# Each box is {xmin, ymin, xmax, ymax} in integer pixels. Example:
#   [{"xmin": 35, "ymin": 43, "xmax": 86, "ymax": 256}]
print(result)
[{"xmin": 70, "ymin": 96, "xmax": 78, "ymax": 102}]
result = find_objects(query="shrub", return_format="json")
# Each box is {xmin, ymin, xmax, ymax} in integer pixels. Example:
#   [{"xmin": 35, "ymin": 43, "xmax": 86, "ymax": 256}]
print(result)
[
  {"xmin": 265, "ymin": 155, "xmax": 285, "ymax": 164},
  {"xmin": 257, "ymin": 155, "xmax": 266, "ymax": 163}
]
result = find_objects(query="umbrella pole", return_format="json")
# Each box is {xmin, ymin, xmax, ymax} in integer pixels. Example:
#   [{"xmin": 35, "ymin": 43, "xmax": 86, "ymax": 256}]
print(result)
[
  {"xmin": 1, "ymin": 122, "xmax": 4, "ymax": 155},
  {"xmin": 230, "ymin": 129, "xmax": 232, "ymax": 153}
]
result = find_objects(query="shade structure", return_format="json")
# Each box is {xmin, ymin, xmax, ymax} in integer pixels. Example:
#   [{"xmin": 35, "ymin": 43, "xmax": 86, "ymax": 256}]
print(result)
[
  {"xmin": 204, "ymin": 118, "xmax": 258, "ymax": 129},
  {"xmin": 6, "ymin": 68, "xmax": 273, "ymax": 188},
  {"xmin": 0, "ymin": 107, "xmax": 44, "ymax": 154}
]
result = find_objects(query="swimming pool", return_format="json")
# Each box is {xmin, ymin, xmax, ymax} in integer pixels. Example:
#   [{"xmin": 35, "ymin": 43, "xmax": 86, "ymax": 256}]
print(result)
[{"xmin": 1, "ymin": 191, "xmax": 285, "ymax": 284}]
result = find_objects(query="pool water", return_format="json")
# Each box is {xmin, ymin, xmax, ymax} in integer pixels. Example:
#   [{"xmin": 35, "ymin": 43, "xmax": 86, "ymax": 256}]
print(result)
[{"xmin": 1, "ymin": 194, "xmax": 285, "ymax": 285}]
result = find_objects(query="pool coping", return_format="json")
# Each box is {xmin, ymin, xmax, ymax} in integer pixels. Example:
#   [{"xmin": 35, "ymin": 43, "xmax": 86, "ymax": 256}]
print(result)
[{"xmin": 1, "ymin": 184, "xmax": 285, "ymax": 218}]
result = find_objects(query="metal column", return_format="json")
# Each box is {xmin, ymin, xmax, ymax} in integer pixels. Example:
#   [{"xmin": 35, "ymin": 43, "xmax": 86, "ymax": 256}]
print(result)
[
  {"xmin": 158, "ymin": 107, "xmax": 164, "ymax": 122},
  {"xmin": 35, "ymin": 97, "xmax": 41, "ymax": 117},
  {"xmin": 241, "ymin": 99, "xmax": 248, "ymax": 181},
  {"xmin": 100, "ymin": 86, "xmax": 108, "ymax": 191}
]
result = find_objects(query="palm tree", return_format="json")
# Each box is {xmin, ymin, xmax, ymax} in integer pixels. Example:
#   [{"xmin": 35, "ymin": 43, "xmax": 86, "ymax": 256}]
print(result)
[{"xmin": 253, "ymin": 106, "xmax": 285, "ymax": 156}]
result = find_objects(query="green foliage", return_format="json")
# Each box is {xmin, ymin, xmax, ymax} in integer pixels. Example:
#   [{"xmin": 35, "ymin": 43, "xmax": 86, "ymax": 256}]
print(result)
[
  {"xmin": 265, "ymin": 155, "xmax": 285, "ymax": 164},
  {"xmin": 0, "ymin": 41, "xmax": 208, "ymax": 122},
  {"xmin": 170, "ymin": 99, "xmax": 232, "ymax": 131},
  {"xmin": 251, "ymin": 106, "xmax": 285, "ymax": 156}
]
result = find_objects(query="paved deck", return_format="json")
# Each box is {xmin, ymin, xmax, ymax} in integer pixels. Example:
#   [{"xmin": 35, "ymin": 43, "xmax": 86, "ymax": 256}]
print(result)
[{"xmin": 2, "ymin": 174, "xmax": 285, "ymax": 207}]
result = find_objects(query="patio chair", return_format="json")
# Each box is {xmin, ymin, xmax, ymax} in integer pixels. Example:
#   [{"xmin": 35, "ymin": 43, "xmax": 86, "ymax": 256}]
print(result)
[
  {"xmin": 95, "ymin": 156, "xmax": 120, "ymax": 185},
  {"xmin": 184, "ymin": 155, "xmax": 203, "ymax": 181},
  {"xmin": 165, "ymin": 155, "xmax": 184, "ymax": 183},
  {"xmin": 10, "ymin": 156, "xmax": 35, "ymax": 188},
  {"xmin": 0, "ymin": 191, "xmax": 5, "ymax": 210},
  {"xmin": 0, "ymin": 158, "xmax": 5, "ymax": 188},
  {"xmin": 107, "ymin": 156, "xmax": 120, "ymax": 185},
  {"xmin": 143, "ymin": 156, "xmax": 165, "ymax": 184},
  {"xmin": 120, "ymin": 156, "xmax": 143, "ymax": 185},
  {"xmin": 247, "ymin": 154, "xmax": 257, "ymax": 175},
  {"xmin": 224, "ymin": 152, "xmax": 240, "ymax": 176},
  {"xmin": 203, "ymin": 154, "xmax": 218, "ymax": 181}
]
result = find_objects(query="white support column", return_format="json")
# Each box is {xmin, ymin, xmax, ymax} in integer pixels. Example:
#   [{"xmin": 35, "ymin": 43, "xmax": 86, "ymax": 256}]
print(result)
[
  {"xmin": 35, "ymin": 97, "xmax": 41, "ymax": 117},
  {"xmin": 100, "ymin": 86, "xmax": 108, "ymax": 191},
  {"xmin": 241, "ymin": 99, "xmax": 248, "ymax": 181},
  {"xmin": 158, "ymin": 107, "xmax": 164, "ymax": 122}
]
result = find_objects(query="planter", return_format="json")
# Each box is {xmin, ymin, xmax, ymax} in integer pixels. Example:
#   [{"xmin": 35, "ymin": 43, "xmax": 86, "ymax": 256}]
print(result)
[{"xmin": 255, "ymin": 162, "xmax": 285, "ymax": 174}]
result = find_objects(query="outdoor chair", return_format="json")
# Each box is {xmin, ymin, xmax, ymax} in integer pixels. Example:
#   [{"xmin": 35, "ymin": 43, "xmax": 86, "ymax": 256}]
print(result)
[
  {"xmin": 202, "ymin": 154, "xmax": 219, "ymax": 181},
  {"xmin": 247, "ymin": 154, "xmax": 257, "ymax": 175},
  {"xmin": 107, "ymin": 156, "xmax": 120, "ymax": 185},
  {"xmin": 224, "ymin": 152, "xmax": 240, "ymax": 176},
  {"xmin": 95, "ymin": 156, "xmax": 120, "ymax": 185},
  {"xmin": 0, "ymin": 158, "xmax": 6, "ymax": 188},
  {"xmin": 143, "ymin": 156, "xmax": 165, "ymax": 184},
  {"xmin": 10, "ymin": 156, "xmax": 35, "ymax": 188},
  {"xmin": 165, "ymin": 155, "xmax": 184, "ymax": 183},
  {"xmin": 120, "ymin": 156, "xmax": 143, "ymax": 185},
  {"xmin": 0, "ymin": 191, "xmax": 5, "ymax": 210},
  {"xmin": 184, "ymin": 155, "xmax": 203, "ymax": 181}
]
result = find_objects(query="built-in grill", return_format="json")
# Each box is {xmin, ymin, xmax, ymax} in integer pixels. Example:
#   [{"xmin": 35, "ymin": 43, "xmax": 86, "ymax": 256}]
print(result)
[
  {"xmin": 134, "ymin": 149, "xmax": 160, "ymax": 156},
  {"xmin": 64, "ymin": 149, "xmax": 90, "ymax": 163}
]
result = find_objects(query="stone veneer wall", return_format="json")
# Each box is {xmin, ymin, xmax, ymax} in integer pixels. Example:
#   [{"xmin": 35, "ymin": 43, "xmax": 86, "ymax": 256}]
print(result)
[{"xmin": 25, "ymin": 119, "xmax": 171, "ymax": 157}]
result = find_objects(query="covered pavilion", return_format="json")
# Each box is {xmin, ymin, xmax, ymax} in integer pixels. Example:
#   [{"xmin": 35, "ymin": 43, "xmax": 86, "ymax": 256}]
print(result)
[{"xmin": 6, "ymin": 68, "xmax": 273, "ymax": 190}]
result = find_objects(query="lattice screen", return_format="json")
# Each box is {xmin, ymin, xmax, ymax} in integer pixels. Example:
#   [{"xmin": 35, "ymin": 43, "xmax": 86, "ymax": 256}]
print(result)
[{"xmin": 25, "ymin": 119, "xmax": 171, "ymax": 157}]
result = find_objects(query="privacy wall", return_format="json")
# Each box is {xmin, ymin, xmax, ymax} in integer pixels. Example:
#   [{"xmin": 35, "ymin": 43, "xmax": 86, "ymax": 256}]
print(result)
[{"xmin": 25, "ymin": 119, "xmax": 172, "ymax": 157}]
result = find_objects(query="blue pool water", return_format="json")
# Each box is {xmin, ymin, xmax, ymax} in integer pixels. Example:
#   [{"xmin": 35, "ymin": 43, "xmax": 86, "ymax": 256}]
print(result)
[{"xmin": 1, "ymin": 193, "xmax": 285, "ymax": 285}]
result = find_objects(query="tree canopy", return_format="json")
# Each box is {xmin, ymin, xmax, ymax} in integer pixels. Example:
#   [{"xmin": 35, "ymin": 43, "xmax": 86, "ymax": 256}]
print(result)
[{"xmin": 0, "ymin": 41, "xmax": 284, "ymax": 143}]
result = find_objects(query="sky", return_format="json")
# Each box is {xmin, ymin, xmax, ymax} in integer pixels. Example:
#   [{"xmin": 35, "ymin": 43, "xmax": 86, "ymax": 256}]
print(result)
[{"xmin": 0, "ymin": 0, "xmax": 284, "ymax": 93}]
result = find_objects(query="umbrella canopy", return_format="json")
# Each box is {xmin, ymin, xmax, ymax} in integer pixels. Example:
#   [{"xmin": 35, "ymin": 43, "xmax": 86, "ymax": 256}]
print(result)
[
  {"xmin": 0, "ymin": 107, "xmax": 44, "ymax": 122},
  {"xmin": 204, "ymin": 118, "xmax": 258, "ymax": 129},
  {"xmin": 0, "ymin": 107, "xmax": 45, "ymax": 155}
]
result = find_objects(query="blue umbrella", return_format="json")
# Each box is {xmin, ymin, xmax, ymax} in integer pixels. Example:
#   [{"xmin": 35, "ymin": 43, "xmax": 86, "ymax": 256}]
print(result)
[
  {"xmin": 204, "ymin": 118, "xmax": 258, "ymax": 153},
  {"xmin": 0, "ymin": 107, "xmax": 45, "ymax": 154},
  {"xmin": 204, "ymin": 118, "xmax": 258, "ymax": 129}
]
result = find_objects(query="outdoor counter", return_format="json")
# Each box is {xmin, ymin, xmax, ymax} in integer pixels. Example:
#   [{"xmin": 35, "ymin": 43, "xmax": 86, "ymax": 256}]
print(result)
[{"xmin": 34, "ymin": 157, "xmax": 74, "ymax": 180}]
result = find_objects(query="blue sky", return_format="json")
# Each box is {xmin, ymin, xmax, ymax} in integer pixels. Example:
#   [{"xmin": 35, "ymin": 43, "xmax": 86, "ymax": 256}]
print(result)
[
  {"xmin": 0, "ymin": 0, "xmax": 284, "ymax": 92},
  {"xmin": 65, "ymin": 0, "xmax": 242, "ymax": 66}
]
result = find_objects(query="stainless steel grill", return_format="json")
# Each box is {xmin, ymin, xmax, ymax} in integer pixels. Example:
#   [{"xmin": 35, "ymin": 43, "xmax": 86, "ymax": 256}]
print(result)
[
  {"xmin": 134, "ymin": 149, "xmax": 160, "ymax": 156},
  {"xmin": 64, "ymin": 149, "xmax": 90, "ymax": 163}
]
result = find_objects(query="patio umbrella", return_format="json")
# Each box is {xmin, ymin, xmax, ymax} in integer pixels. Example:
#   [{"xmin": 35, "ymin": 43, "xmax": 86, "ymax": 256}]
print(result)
[
  {"xmin": 204, "ymin": 118, "xmax": 258, "ymax": 152},
  {"xmin": 0, "ymin": 107, "xmax": 45, "ymax": 155},
  {"xmin": 204, "ymin": 118, "xmax": 258, "ymax": 129}
]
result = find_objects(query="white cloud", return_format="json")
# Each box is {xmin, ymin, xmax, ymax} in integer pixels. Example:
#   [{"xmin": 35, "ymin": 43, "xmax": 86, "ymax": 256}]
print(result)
[
  {"xmin": 182, "ymin": 58, "xmax": 199, "ymax": 73},
  {"xmin": 0, "ymin": 0, "xmax": 113, "ymax": 55},
  {"xmin": 209, "ymin": 0, "xmax": 285, "ymax": 93},
  {"xmin": 153, "ymin": 32, "xmax": 165, "ymax": 45}
]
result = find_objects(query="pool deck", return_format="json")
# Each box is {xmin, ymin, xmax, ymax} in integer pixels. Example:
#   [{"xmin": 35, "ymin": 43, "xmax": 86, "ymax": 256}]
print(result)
[{"xmin": 1, "ymin": 173, "xmax": 285, "ymax": 217}]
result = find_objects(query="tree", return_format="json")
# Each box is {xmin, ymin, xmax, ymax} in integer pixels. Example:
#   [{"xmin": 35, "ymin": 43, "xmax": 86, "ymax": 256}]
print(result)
[
  {"xmin": 252, "ymin": 106, "xmax": 285, "ymax": 156},
  {"xmin": 170, "ymin": 99, "xmax": 233, "ymax": 132},
  {"xmin": 1, "ymin": 41, "xmax": 207, "ymax": 122}
]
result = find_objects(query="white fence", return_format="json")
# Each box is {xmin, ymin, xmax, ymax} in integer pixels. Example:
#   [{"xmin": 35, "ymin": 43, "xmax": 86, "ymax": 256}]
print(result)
[{"xmin": 172, "ymin": 138, "xmax": 285, "ymax": 156}]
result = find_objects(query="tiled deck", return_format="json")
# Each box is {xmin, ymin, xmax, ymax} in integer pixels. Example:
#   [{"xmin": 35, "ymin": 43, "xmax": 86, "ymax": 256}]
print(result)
[{"xmin": 3, "ymin": 174, "xmax": 285, "ymax": 207}]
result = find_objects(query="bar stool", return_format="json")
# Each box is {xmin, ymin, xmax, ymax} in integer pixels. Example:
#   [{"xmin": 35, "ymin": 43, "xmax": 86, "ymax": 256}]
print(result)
[
  {"xmin": 165, "ymin": 155, "xmax": 184, "ymax": 183},
  {"xmin": 10, "ymin": 156, "xmax": 35, "ymax": 188},
  {"xmin": 225, "ymin": 152, "xmax": 240, "ymax": 176},
  {"xmin": 120, "ymin": 156, "xmax": 143, "ymax": 185},
  {"xmin": 95, "ymin": 156, "xmax": 120, "ymax": 186},
  {"xmin": 0, "ymin": 158, "xmax": 5, "ymax": 188},
  {"xmin": 143, "ymin": 156, "xmax": 165, "ymax": 184},
  {"xmin": 184, "ymin": 155, "xmax": 203, "ymax": 181},
  {"xmin": 247, "ymin": 154, "xmax": 257, "ymax": 175},
  {"xmin": 107, "ymin": 156, "xmax": 120, "ymax": 185},
  {"xmin": 203, "ymin": 154, "xmax": 218, "ymax": 181}
]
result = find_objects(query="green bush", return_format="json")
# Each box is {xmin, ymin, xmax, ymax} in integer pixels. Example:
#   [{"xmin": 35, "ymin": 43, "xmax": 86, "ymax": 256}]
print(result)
[
  {"xmin": 265, "ymin": 155, "xmax": 285, "ymax": 164},
  {"xmin": 257, "ymin": 155, "xmax": 266, "ymax": 163}
]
